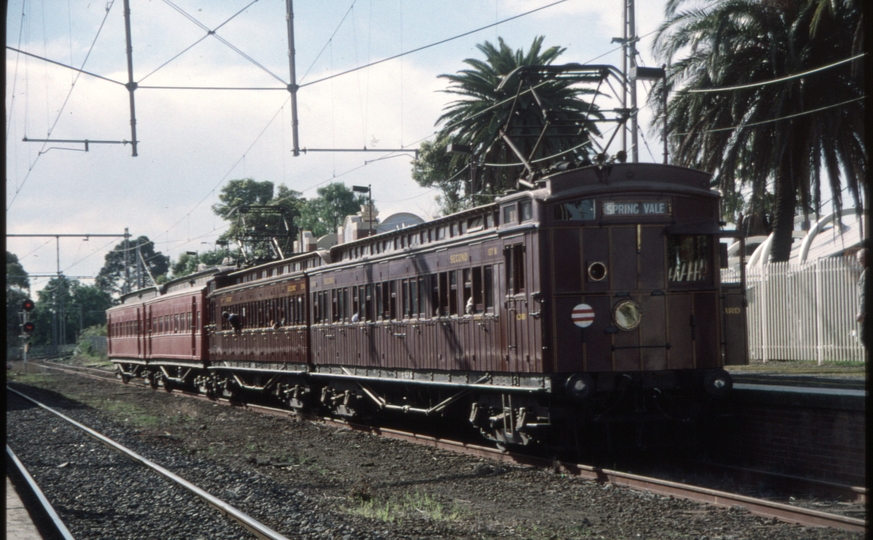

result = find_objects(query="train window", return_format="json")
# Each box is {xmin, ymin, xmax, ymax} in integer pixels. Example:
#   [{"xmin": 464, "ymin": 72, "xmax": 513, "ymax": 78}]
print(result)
[
  {"xmin": 503, "ymin": 204, "xmax": 517, "ymax": 225},
  {"xmin": 506, "ymin": 244, "xmax": 526, "ymax": 294},
  {"xmin": 463, "ymin": 269, "xmax": 473, "ymax": 314},
  {"xmin": 375, "ymin": 283, "xmax": 385, "ymax": 319},
  {"xmin": 438, "ymin": 272, "xmax": 449, "ymax": 316},
  {"xmin": 483, "ymin": 265, "xmax": 494, "ymax": 312},
  {"xmin": 351, "ymin": 286, "xmax": 360, "ymax": 321},
  {"xmin": 467, "ymin": 216, "xmax": 484, "ymax": 232},
  {"xmin": 668, "ymin": 235, "xmax": 711, "ymax": 283},
  {"xmin": 332, "ymin": 290, "xmax": 340, "ymax": 322},
  {"xmin": 520, "ymin": 200, "xmax": 533, "ymax": 221},
  {"xmin": 365, "ymin": 284, "xmax": 374, "ymax": 321},
  {"xmin": 418, "ymin": 277, "xmax": 428, "ymax": 317},
  {"xmin": 486, "ymin": 212, "xmax": 494, "ymax": 228},
  {"xmin": 388, "ymin": 281, "xmax": 397, "ymax": 319},
  {"xmin": 402, "ymin": 279, "xmax": 411, "ymax": 318},
  {"xmin": 472, "ymin": 268, "xmax": 482, "ymax": 313},
  {"xmin": 438, "ymin": 226, "xmax": 447, "ymax": 240},
  {"xmin": 449, "ymin": 270, "xmax": 459, "ymax": 315},
  {"xmin": 554, "ymin": 198, "xmax": 596, "ymax": 221}
]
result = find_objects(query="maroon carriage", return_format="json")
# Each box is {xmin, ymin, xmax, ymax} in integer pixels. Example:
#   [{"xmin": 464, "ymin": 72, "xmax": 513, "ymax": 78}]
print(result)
[
  {"xmin": 110, "ymin": 268, "xmax": 223, "ymax": 388},
  {"xmin": 204, "ymin": 251, "xmax": 327, "ymax": 402}
]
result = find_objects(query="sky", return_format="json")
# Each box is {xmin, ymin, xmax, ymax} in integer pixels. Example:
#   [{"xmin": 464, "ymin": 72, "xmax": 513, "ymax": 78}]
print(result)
[{"xmin": 6, "ymin": 0, "xmax": 671, "ymax": 293}]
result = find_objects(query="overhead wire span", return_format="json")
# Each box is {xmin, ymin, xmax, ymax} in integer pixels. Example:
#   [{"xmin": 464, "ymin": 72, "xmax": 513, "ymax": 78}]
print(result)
[
  {"xmin": 674, "ymin": 96, "xmax": 865, "ymax": 136},
  {"xmin": 6, "ymin": 2, "xmax": 117, "ymax": 212},
  {"xmin": 299, "ymin": 0, "xmax": 568, "ymax": 88},
  {"xmin": 299, "ymin": 0, "xmax": 357, "ymax": 84},
  {"xmin": 683, "ymin": 53, "xmax": 866, "ymax": 94}
]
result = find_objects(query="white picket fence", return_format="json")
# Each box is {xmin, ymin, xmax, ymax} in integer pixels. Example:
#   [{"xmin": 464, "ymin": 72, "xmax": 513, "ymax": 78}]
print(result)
[{"xmin": 724, "ymin": 257, "xmax": 865, "ymax": 363}]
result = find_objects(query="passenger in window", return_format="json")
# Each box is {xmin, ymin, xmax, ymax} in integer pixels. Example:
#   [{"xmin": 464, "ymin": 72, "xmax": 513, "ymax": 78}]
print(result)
[
  {"xmin": 465, "ymin": 296, "xmax": 474, "ymax": 315},
  {"xmin": 351, "ymin": 311, "xmax": 360, "ymax": 323},
  {"xmin": 223, "ymin": 311, "xmax": 241, "ymax": 332}
]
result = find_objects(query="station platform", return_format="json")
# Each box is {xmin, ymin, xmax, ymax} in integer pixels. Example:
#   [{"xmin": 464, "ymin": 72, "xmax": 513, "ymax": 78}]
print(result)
[{"xmin": 6, "ymin": 476, "xmax": 43, "ymax": 540}]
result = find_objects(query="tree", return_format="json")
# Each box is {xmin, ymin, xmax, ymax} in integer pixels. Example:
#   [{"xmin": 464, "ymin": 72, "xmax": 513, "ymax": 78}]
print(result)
[
  {"xmin": 26, "ymin": 276, "xmax": 113, "ymax": 347},
  {"xmin": 212, "ymin": 179, "xmax": 302, "ymax": 264},
  {"xmin": 6, "ymin": 252, "xmax": 31, "ymax": 346},
  {"xmin": 296, "ymin": 183, "xmax": 369, "ymax": 238},
  {"xmin": 430, "ymin": 36, "xmax": 603, "ymax": 202},
  {"xmin": 96, "ymin": 236, "xmax": 170, "ymax": 294},
  {"xmin": 411, "ymin": 137, "xmax": 467, "ymax": 215},
  {"xmin": 653, "ymin": 0, "xmax": 864, "ymax": 261}
]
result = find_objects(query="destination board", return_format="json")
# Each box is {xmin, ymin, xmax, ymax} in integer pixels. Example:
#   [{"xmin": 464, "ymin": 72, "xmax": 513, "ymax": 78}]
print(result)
[{"xmin": 602, "ymin": 201, "xmax": 670, "ymax": 216}]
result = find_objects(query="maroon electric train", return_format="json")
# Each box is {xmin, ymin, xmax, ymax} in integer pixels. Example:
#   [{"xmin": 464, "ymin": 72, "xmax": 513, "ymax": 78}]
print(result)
[{"xmin": 108, "ymin": 162, "xmax": 748, "ymax": 446}]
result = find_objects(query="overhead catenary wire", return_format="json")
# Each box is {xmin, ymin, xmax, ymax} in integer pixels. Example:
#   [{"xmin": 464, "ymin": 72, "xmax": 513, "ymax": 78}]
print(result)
[
  {"xmin": 674, "ymin": 96, "xmax": 865, "ymax": 136},
  {"xmin": 682, "ymin": 53, "xmax": 866, "ymax": 94},
  {"xmin": 6, "ymin": 2, "xmax": 117, "ymax": 212}
]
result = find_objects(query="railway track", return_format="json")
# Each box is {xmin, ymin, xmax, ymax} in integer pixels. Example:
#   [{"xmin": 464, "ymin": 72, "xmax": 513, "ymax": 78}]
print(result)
[
  {"xmin": 7, "ymin": 445, "xmax": 75, "ymax": 540},
  {"xmin": 29, "ymin": 359, "xmax": 867, "ymax": 534},
  {"xmin": 6, "ymin": 385, "xmax": 290, "ymax": 540}
]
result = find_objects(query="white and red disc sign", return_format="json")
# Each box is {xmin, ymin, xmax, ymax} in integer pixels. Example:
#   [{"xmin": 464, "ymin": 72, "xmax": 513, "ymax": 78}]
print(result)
[{"xmin": 572, "ymin": 303, "xmax": 595, "ymax": 328}]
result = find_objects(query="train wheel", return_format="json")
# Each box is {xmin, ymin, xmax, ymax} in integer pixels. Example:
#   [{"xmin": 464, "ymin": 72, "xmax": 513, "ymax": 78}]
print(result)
[
  {"xmin": 148, "ymin": 373, "xmax": 159, "ymax": 390},
  {"xmin": 163, "ymin": 378, "xmax": 174, "ymax": 392}
]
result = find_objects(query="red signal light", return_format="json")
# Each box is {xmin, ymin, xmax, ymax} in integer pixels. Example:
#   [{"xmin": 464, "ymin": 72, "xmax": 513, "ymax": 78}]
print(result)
[
  {"xmin": 21, "ymin": 299, "xmax": 35, "ymax": 312},
  {"xmin": 22, "ymin": 321, "xmax": 36, "ymax": 335}
]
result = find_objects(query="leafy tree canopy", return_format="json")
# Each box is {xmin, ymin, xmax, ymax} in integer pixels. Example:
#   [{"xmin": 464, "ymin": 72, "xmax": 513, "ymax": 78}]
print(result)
[
  {"xmin": 96, "ymin": 236, "xmax": 170, "ymax": 295},
  {"xmin": 296, "ymin": 183, "xmax": 369, "ymax": 238},
  {"xmin": 6, "ymin": 252, "xmax": 31, "ymax": 344},
  {"xmin": 422, "ymin": 36, "xmax": 604, "ymax": 208},
  {"xmin": 7, "ymin": 251, "xmax": 29, "ymax": 291},
  {"xmin": 212, "ymin": 179, "xmax": 302, "ymax": 264},
  {"xmin": 28, "ymin": 276, "xmax": 113, "ymax": 346},
  {"xmin": 654, "ymin": 0, "xmax": 864, "ymax": 261}
]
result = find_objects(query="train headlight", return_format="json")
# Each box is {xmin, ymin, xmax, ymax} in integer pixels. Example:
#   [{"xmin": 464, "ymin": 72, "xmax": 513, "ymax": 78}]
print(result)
[
  {"xmin": 612, "ymin": 300, "xmax": 642, "ymax": 331},
  {"xmin": 704, "ymin": 369, "xmax": 732, "ymax": 398},
  {"xmin": 565, "ymin": 373, "xmax": 594, "ymax": 402}
]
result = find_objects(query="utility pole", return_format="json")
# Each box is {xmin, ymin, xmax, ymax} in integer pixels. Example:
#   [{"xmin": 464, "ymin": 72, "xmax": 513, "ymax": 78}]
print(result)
[{"xmin": 123, "ymin": 228, "xmax": 131, "ymax": 294}]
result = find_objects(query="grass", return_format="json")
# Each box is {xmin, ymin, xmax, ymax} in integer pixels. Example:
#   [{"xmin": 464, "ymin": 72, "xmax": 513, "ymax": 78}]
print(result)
[
  {"xmin": 347, "ymin": 488, "xmax": 466, "ymax": 523},
  {"xmin": 727, "ymin": 359, "xmax": 866, "ymax": 376}
]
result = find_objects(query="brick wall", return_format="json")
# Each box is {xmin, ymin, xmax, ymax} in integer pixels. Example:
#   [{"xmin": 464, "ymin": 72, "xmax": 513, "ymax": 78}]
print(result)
[{"xmin": 710, "ymin": 386, "xmax": 866, "ymax": 485}]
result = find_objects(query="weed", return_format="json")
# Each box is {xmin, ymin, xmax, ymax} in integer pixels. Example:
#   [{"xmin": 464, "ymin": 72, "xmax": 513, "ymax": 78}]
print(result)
[{"xmin": 346, "ymin": 489, "xmax": 465, "ymax": 523}]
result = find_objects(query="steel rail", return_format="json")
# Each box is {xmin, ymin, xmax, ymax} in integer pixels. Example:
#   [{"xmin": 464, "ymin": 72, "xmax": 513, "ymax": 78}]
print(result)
[
  {"xmin": 32, "ymin": 361, "xmax": 867, "ymax": 533},
  {"xmin": 6, "ymin": 386, "xmax": 290, "ymax": 540},
  {"xmin": 6, "ymin": 445, "xmax": 76, "ymax": 540}
]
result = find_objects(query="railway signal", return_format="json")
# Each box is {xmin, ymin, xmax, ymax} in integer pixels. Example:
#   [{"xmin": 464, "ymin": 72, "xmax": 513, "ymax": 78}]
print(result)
[
  {"xmin": 21, "ymin": 298, "xmax": 35, "ymax": 311},
  {"xmin": 22, "ymin": 322, "xmax": 36, "ymax": 336}
]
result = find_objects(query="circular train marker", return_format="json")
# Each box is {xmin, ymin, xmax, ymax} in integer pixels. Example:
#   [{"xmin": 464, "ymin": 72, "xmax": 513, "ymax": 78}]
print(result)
[{"xmin": 572, "ymin": 303, "xmax": 595, "ymax": 328}]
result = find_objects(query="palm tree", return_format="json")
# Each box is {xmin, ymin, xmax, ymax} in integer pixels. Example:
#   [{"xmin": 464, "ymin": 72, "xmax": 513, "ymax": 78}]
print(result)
[
  {"xmin": 434, "ymin": 36, "xmax": 603, "ymax": 198},
  {"xmin": 653, "ymin": 0, "xmax": 864, "ymax": 261}
]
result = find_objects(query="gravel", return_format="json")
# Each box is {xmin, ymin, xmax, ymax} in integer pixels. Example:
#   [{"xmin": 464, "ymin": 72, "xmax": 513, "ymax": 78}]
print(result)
[{"xmin": 5, "ymin": 363, "xmax": 865, "ymax": 539}]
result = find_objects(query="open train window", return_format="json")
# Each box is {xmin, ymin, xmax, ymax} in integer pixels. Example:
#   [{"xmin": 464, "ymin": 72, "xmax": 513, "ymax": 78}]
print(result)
[
  {"xmin": 668, "ymin": 235, "xmax": 711, "ymax": 283},
  {"xmin": 505, "ymin": 244, "xmax": 526, "ymax": 295},
  {"xmin": 553, "ymin": 198, "xmax": 595, "ymax": 221}
]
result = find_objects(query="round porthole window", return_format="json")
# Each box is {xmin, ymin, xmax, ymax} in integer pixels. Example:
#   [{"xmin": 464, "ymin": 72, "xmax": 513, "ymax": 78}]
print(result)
[
  {"xmin": 588, "ymin": 261, "xmax": 607, "ymax": 281},
  {"xmin": 613, "ymin": 300, "xmax": 642, "ymax": 331}
]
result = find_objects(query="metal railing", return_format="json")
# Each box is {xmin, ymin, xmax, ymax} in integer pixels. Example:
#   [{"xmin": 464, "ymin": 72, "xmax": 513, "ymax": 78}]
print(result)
[{"xmin": 725, "ymin": 257, "xmax": 865, "ymax": 363}]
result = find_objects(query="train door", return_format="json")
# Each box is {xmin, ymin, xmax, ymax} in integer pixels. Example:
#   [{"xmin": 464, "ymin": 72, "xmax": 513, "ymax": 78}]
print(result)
[
  {"xmin": 666, "ymin": 233, "xmax": 720, "ymax": 369},
  {"xmin": 136, "ymin": 307, "xmax": 142, "ymax": 356},
  {"xmin": 503, "ymin": 239, "xmax": 527, "ymax": 369},
  {"xmin": 191, "ymin": 296, "xmax": 197, "ymax": 358},
  {"xmin": 720, "ymin": 236, "xmax": 748, "ymax": 365}
]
